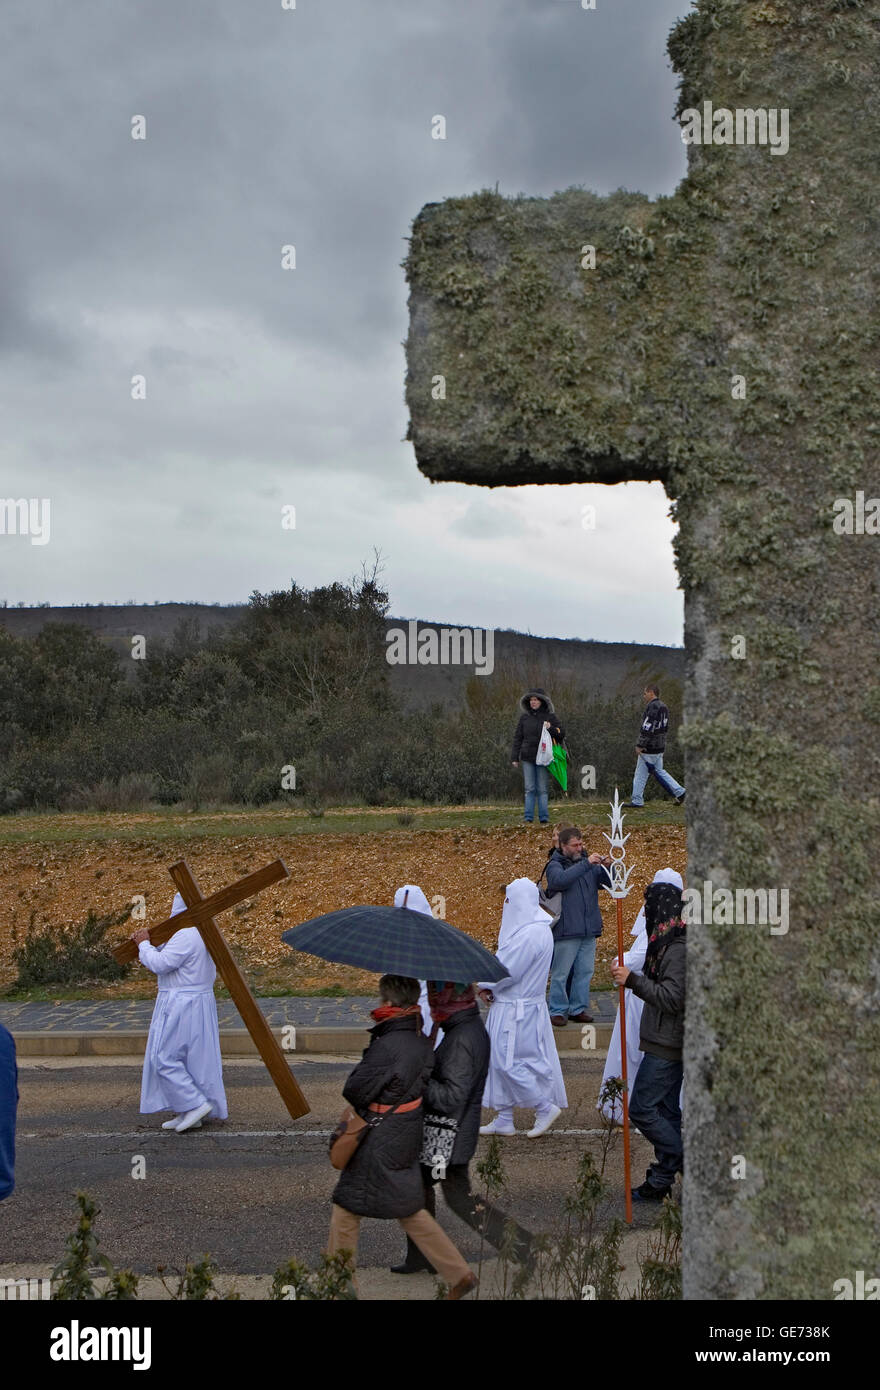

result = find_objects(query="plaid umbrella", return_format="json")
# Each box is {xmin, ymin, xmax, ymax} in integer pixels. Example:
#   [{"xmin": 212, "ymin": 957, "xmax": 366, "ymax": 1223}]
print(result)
[{"xmin": 282, "ymin": 905, "xmax": 509, "ymax": 982}]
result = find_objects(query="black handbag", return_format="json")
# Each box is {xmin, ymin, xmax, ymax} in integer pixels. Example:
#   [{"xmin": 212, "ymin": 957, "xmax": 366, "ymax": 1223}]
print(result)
[{"xmin": 419, "ymin": 1113, "xmax": 459, "ymax": 1170}]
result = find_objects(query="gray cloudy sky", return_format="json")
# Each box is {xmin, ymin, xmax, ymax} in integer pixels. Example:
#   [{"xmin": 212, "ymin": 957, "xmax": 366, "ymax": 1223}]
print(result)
[{"xmin": 1, "ymin": 0, "xmax": 690, "ymax": 645}]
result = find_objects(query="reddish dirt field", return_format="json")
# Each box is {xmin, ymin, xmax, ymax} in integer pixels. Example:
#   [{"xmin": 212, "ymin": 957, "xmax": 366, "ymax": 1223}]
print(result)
[{"xmin": 0, "ymin": 823, "xmax": 686, "ymax": 997}]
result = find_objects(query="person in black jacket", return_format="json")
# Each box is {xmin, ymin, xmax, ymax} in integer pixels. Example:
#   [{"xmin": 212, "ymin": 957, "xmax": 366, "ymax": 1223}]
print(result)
[
  {"xmin": 545, "ymin": 827, "xmax": 612, "ymax": 1025},
  {"xmin": 611, "ymin": 879, "xmax": 686, "ymax": 1200},
  {"xmin": 0, "ymin": 1022, "xmax": 17, "ymax": 1203},
  {"xmin": 327, "ymin": 975, "xmax": 476, "ymax": 1298},
  {"xmin": 625, "ymin": 685, "xmax": 686, "ymax": 808},
  {"xmin": 511, "ymin": 687, "xmax": 564, "ymax": 825},
  {"xmin": 391, "ymin": 982, "xmax": 535, "ymax": 1275}
]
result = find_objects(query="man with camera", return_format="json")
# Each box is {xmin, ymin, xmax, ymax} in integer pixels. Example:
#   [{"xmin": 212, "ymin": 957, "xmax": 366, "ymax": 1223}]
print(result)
[{"xmin": 545, "ymin": 826, "xmax": 612, "ymax": 1026}]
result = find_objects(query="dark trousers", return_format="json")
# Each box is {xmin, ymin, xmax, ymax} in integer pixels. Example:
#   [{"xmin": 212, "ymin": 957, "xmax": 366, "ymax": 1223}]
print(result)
[
  {"xmin": 628, "ymin": 1051, "xmax": 683, "ymax": 1190},
  {"xmin": 402, "ymin": 1162, "xmax": 533, "ymax": 1269}
]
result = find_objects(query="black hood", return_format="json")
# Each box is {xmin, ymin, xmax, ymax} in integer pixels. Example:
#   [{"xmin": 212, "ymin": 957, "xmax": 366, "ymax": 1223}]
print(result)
[
  {"xmin": 644, "ymin": 881, "xmax": 684, "ymax": 937},
  {"xmin": 519, "ymin": 687, "xmax": 555, "ymax": 714}
]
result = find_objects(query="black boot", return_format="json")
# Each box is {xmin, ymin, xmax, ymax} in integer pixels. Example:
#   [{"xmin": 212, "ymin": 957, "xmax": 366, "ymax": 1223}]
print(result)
[
  {"xmin": 390, "ymin": 1257, "xmax": 435, "ymax": 1274},
  {"xmin": 632, "ymin": 1180, "xmax": 672, "ymax": 1202},
  {"xmin": 390, "ymin": 1237, "xmax": 434, "ymax": 1275}
]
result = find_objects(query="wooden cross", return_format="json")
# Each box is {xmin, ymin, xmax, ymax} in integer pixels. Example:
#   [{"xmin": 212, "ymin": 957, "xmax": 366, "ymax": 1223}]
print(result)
[
  {"xmin": 113, "ymin": 859, "xmax": 310, "ymax": 1120},
  {"xmin": 403, "ymin": 3, "xmax": 879, "ymax": 1299}
]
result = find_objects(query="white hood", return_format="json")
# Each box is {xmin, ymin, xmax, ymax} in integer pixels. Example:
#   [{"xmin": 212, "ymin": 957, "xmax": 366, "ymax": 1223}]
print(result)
[
  {"xmin": 499, "ymin": 877, "xmax": 552, "ymax": 950},
  {"xmin": 394, "ymin": 884, "xmax": 433, "ymax": 916}
]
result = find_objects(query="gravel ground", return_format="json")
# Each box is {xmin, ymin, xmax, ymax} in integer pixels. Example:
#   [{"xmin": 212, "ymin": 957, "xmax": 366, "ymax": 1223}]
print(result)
[{"xmin": 0, "ymin": 820, "xmax": 686, "ymax": 995}]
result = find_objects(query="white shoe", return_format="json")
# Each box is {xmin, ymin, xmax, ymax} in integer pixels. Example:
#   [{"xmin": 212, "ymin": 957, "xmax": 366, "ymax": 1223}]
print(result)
[
  {"xmin": 479, "ymin": 1118, "xmax": 517, "ymax": 1136},
  {"xmin": 161, "ymin": 1116, "xmax": 184, "ymax": 1130},
  {"xmin": 527, "ymin": 1105, "xmax": 562, "ymax": 1139},
  {"xmin": 175, "ymin": 1102, "xmax": 213, "ymax": 1132}
]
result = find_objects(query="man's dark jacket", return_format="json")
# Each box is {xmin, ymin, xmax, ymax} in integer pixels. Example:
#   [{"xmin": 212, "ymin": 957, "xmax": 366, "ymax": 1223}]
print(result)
[
  {"xmin": 511, "ymin": 689, "xmax": 564, "ymax": 764},
  {"xmin": 0, "ymin": 1023, "xmax": 18, "ymax": 1201},
  {"xmin": 545, "ymin": 850, "xmax": 611, "ymax": 940},
  {"xmin": 332, "ymin": 1013, "xmax": 433, "ymax": 1219},
  {"xmin": 626, "ymin": 932, "xmax": 686, "ymax": 1061},
  {"xmin": 637, "ymin": 698, "xmax": 670, "ymax": 754},
  {"xmin": 425, "ymin": 1005, "xmax": 489, "ymax": 1167}
]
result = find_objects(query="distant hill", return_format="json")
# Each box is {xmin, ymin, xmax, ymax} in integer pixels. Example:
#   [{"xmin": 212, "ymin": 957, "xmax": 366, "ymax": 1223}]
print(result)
[{"xmin": 0, "ymin": 603, "xmax": 684, "ymax": 710}]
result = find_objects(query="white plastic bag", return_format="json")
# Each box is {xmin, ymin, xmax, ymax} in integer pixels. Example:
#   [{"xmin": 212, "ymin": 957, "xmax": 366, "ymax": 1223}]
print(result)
[{"xmin": 535, "ymin": 724, "xmax": 553, "ymax": 766}]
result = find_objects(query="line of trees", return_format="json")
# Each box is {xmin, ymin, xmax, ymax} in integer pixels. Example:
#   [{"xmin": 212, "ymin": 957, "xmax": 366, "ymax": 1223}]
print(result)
[{"xmin": 0, "ymin": 567, "xmax": 681, "ymax": 813}]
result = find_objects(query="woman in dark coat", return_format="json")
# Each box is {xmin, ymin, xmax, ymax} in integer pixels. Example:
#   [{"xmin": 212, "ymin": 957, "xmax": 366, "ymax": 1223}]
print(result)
[
  {"xmin": 327, "ymin": 975, "xmax": 476, "ymax": 1298},
  {"xmin": 511, "ymin": 687, "xmax": 564, "ymax": 826},
  {"xmin": 391, "ymin": 982, "xmax": 535, "ymax": 1275}
]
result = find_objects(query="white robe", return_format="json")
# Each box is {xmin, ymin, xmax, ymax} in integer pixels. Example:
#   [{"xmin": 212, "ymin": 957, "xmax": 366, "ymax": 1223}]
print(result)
[
  {"xmin": 478, "ymin": 878, "xmax": 567, "ymax": 1112},
  {"xmin": 599, "ymin": 868, "xmax": 683, "ymax": 1123},
  {"xmin": 394, "ymin": 883, "xmax": 441, "ymax": 1048},
  {"xmin": 139, "ymin": 893, "xmax": 228, "ymax": 1118}
]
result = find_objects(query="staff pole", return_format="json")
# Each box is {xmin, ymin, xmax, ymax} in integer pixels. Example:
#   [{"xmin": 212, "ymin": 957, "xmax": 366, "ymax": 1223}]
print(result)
[{"xmin": 604, "ymin": 788, "xmax": 634, "ymax": 1224}]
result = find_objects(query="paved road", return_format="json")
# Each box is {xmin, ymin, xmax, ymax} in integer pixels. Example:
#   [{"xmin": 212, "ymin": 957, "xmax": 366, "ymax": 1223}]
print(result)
[{"xmin": 3, "ymin": 1056, "xmax": 662, "ymax": 1286}]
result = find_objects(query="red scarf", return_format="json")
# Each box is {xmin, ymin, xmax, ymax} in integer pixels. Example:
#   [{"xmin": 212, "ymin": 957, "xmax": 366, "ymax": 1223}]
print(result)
[
  {"xmin": 427, "ymin": 981, "xmax": 476, "ymax": 1024},
  {"xmin": 370, "ymin": 1002, "xmax": 423, "ymax": 1024}
]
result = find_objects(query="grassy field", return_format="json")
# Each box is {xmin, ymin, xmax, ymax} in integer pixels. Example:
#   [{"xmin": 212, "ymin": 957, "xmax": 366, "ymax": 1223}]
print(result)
[
  {"xmin": 0, "ymin": 799, "xmax": 683, "ymax": 846},
  {"xmin": 0, "ymin": 801, "xmax": 686, "ymax": 1001}
]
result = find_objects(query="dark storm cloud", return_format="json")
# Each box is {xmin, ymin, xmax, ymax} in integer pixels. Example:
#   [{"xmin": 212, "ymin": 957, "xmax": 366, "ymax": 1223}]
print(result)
[{"xmin": 0, "ymin": 0, "xmax": 689, "ymax": 645}]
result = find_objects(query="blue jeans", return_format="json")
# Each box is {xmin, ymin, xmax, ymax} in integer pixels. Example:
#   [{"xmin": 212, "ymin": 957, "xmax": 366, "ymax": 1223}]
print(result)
[
  {"xmin": 628, "ymin": 1052, "xmax": 683, "ymax": 1189},
  {"xmin": 521, "ymin": 760, "xmax": 549, "ymax": 823},
  {"xmin": 630, "ymin": 752, "xmax": 684, "ymax": 805},
  {"xmin": 548, "ymin": 935, "xmax": 596, "ymax": 1016}
]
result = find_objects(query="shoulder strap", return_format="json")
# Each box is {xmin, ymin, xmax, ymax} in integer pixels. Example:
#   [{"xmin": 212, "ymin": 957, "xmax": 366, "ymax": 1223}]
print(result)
[
  {"xmin": 368, "ymin": 1098, "xmax": 405, "ymax": 1129},
  {"xmin": 537, "ymin": 850, "xmax": 555, "ymax": 886}
]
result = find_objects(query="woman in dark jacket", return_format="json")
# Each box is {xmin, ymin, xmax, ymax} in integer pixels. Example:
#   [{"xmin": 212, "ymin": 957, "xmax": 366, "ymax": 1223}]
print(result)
[
  {"xmin": 391, "ymin": 982, "xmax": 534, "ymax": 1275},
  {"xmin": 612, "ymin": 880, "xmax": 686, "ymax": 1200},
  {"xmin": 511, "ymin": 688, "xmax": 564, "ymax": 826},
  {"xmin": 0, "ymin": 1022, "xmax": 17, "ymax": 1203},
  {"xmin": 327, "ymin": 974, "xmax": 476, "ymax": 1298}
]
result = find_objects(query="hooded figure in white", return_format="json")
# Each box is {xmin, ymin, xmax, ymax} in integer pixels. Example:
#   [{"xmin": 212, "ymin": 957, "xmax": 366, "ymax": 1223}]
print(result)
[
  {"xmin": 599, "ymin": 867, "xmax": 684, "ymax": 1124},
  {"xmin": 393, "ymin": 884, "xmax": 439, "ymax": 1043},
  {"xmin": 139, "ymin": 892, "xmax": 228, "ymax": 1131},
  {"xmin": 477, "ymin": 877, "xmax": 567, "ymax": 1138}
]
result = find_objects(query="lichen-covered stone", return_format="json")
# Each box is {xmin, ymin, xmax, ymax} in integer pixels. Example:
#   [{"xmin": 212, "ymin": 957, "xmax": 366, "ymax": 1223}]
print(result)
[{"xmin": 405, "ymin": 0, "xmax": 880, "ymax": 1298}]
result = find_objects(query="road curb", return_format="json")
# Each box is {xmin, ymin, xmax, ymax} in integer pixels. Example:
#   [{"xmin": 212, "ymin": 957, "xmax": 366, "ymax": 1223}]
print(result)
[{"xmin": 11, "ymin": 1023, "xmax": 612, "ymax": 1059}]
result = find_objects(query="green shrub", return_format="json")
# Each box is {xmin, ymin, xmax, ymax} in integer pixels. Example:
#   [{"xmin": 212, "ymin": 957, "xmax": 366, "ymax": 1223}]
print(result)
[
  {"xmin": 245, "ymin": 765, "xmax": 291, "ymax": 805},
  {"xmin": 183, "ymin": 754, "xmax": 237, "ymax": 809},
  {"xmin": 0, "ymin": 573, "xmax": 682, "ymax": 810},
  {"xmin": 52, "ymin": 1193, "xmax": 138, "ymax": 1300},
  {"xmin": 633, "ymin": 1196, "xmax": 683, "ymax": 1299},
  {"xmin": 158, "ymin": 1254, "xmax": 239, "ymax": 1301},
  {"xmin": 270, "ymin": 1252, "xmax": 356, "ymax": 1301},
  {"xmin": 61, "ymin": 772, "xmax": 160, "ymax": 812},
  {"xmin": 11, "ymin": 905, "xmax": 132, "ymax": 989}
]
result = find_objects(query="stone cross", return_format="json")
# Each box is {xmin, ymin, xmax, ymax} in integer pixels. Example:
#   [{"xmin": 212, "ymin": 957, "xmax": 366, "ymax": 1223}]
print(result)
[
  {"xmin": 113, "ymin": 859, "xmax": 310, "ymax": 1120},
  {"xmin": 404, "ymin": 0, "xmax": 879, "ymax": 1299}
]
